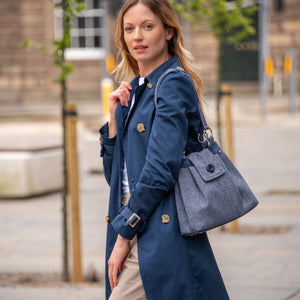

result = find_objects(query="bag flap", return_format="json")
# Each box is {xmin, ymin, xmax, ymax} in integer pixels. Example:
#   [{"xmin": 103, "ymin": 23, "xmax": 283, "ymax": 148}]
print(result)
[{"xmin": 186, "ymin": 149, "xmax": 225, "ymax": 182}]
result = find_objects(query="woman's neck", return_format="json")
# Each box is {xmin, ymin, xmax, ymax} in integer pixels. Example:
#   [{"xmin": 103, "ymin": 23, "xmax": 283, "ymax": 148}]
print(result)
[{"xmin": 138, "ymin": 53, "xmax": 171, "ymax": 77}]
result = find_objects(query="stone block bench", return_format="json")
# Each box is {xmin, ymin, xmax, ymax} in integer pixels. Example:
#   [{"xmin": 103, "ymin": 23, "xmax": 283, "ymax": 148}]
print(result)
[{"xmin": 0, "ymin": 146, "xmax": 62, "ymax": 198}]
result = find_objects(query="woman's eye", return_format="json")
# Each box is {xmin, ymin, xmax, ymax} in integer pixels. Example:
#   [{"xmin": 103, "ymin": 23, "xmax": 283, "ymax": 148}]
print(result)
[
  {"xmin": 145, "ymin": 24, "xmax": 153, "ymax": 30},
  {"xmin": 124, "ymin": 27, "xmax": 134, "ymax": 33}
]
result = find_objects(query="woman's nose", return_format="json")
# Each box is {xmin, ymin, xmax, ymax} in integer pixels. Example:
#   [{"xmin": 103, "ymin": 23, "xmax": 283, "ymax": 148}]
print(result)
[{"xmin": 133, "ymin": 28, "xmax": 142, "ymax": 40}]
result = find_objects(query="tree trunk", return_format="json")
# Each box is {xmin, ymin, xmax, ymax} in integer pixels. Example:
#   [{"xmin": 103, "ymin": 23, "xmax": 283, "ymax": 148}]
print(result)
[
  {"xmin": 61, "ymin": 80, "xmax": 69, "ymax": 282},
  {"xmin": 61, "ymin": 0, "xmax": 69, "ymax": 282}
]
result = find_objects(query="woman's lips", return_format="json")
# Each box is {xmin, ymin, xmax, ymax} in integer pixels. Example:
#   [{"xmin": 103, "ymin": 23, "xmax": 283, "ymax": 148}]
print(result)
[{"xmin": 134, "ymin": 45, "xmax": 148, "ymax": 53}]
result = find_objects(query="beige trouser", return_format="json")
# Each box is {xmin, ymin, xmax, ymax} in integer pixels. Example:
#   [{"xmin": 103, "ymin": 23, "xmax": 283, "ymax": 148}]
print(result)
[{"xmin": 109, "ymin": 193, "xmax": 147, "ymax": 300}]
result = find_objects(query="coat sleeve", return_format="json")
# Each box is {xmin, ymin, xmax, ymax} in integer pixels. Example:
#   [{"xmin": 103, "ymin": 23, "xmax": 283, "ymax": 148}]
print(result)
[
  {"xmin": 99, "ymin": 122, "xmax": 117, "ymax": 185},
  {"xmin": 111, "ymin": 70, "xmax": 199, "ymax": 239}
]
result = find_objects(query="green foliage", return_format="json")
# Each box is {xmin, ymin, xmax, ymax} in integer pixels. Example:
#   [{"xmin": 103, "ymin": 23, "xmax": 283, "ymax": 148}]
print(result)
[
  {"xmin": 171, "ymin": 0, "xmax": 257, "ymax": 43},
  {"xmin": 22, "ymin": 39, "xmax": 33, "ymax": 49},
  {"xmin": 35, "ymin": 43, "xmax": 46, "ymax": 52},
  {"xmin": 23, "ymin": 1, "xmax": 86, "ymax": 85},
  {"xmin": 53, "ymin": 0, "xmax": 86, "ymax": 84},
  {"xmin": 170, "ymin": 0, "xmax": 257, "ymax": 145},
  {"xmin": 53, "ymin": 40, "xmax": 75, "ymax": 83},
  {"xmin": 22, "ymin": 39, "xmax": 46, "ymax": 54}
]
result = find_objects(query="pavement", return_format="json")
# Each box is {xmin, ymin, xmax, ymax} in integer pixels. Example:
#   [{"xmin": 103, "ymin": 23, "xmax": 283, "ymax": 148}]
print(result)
[{"xmin": 0, "ymin": 94, "xmax": 300, "ymax": 300}]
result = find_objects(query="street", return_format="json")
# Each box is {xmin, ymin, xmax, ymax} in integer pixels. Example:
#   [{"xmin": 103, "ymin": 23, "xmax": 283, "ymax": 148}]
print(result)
[{"xmin": 0, "ymin": 96, "xmax": 300, "ymax": 300}]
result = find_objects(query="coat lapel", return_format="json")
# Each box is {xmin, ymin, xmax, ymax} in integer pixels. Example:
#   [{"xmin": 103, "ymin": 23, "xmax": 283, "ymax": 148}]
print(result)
[
  {"xmin": 115, "ymin": 103, "xmax": 124, "ymax": 137},
  {"xmin": 121, "ymin": 85, "xmax": 136, "ymax": 123},
  {"xmin": 123, "ymin": 80, "xmax": 148, "ymax": 133}
]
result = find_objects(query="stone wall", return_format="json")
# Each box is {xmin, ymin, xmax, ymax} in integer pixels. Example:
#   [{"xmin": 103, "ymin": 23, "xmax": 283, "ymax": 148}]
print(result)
[
  {"xmin": 0, "ymin": 0, "xmax": 103, "ymax": 104},
  {"xmin": 0, "ymin": 0, "xmax": 56, "ymax": 103},
  {"xmin": 0, "ymin": 0, "xmax": 299, "ymax": 103}
]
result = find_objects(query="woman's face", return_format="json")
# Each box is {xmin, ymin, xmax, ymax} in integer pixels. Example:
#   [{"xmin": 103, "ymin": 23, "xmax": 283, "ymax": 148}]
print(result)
[{"xmin": 123, "ymin": 3, "xmax": 173, "ymax": 77}]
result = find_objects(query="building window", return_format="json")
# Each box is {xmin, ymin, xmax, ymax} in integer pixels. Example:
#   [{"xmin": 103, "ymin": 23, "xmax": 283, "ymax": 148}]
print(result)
[{"xmin": 54, "ymin": 0, "xmax": 107, "ymax": 60}]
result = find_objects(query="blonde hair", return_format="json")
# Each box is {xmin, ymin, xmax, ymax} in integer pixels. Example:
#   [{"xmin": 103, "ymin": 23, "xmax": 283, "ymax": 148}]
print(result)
[{"xmin": 114, "ymin": 0, "xmax": 202, "ymax": 99}]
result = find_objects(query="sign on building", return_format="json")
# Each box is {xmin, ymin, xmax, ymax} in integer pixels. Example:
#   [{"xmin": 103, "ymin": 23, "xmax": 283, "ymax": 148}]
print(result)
[{"xmin": 221, "ymin": 8, "xmax": 258, "ymax": 82}]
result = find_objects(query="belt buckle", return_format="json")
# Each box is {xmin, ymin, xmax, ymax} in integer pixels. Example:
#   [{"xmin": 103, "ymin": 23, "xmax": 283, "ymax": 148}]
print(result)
[{"xmin": 127, "ymin": 213, "xmax": 141, "ymax": 228}]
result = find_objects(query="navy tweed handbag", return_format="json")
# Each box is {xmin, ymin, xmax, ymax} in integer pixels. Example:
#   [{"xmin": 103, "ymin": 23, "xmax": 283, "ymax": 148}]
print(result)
[{"xmin": 155, "ymin": 68, "xmax": 259, "ymax": 236}]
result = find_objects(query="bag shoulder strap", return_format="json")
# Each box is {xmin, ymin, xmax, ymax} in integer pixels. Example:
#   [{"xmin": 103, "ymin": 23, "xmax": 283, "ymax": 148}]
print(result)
[{"xmin": 154, "ymin": 67, "xmax": 211, "ymax": 135}]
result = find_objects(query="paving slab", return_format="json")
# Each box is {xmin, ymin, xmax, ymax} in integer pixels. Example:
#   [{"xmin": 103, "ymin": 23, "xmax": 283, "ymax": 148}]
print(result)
[
  {"xmin": 0, "ymin": 285, "xmax": 105, "ymax": 300},
  {"xmin": 0, "ymin": 95, "xmax": 299, "ymax": 299}
]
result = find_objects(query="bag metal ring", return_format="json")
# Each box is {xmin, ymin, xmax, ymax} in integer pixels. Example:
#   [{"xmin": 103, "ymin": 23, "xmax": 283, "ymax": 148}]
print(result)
[{"xmin": 198, "ymin": 128, "xmax": 213, "ymax": 144}]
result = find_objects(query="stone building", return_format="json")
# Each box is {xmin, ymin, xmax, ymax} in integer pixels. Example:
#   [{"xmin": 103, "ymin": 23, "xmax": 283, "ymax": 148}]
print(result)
[{"xmin": 0, "ymin": 0, "xmax": 299, "ymax": 104}]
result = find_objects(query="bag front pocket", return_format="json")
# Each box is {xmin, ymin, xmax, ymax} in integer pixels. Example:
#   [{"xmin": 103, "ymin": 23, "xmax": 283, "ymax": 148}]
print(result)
[{"xmin": 175, "ymin": 148, "xmax": 244, "ymax": 235}]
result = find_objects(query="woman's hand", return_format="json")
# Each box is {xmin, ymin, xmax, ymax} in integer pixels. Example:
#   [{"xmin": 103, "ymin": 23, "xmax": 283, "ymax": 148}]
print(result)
[
  {"xmin": 108, "ymin": 81, "xmax": 132, "ymax": 116},
  {"xmin": 108, "ymin": 82, "xmax": 132, "ymax": 138},
  {"xmin": 108, "ymin": 234, "xmax": 130, "ymax": 290}
]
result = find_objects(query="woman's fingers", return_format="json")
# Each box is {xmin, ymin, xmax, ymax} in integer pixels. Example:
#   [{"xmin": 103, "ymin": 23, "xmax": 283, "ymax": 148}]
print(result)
[
  {"xmin": 117, "ymin": 89, "xmax": 129, "ymax": 107},
  {"xmin": 108, "ymin": 82, "xmax": 132, "ymax": 114},
  {"xmin": 120, "ymin": 81, "xmax": 132, "ymax": 91},
  {"xmin": 119, "ymin": 82, "xmax": 132, "ymax": 106},
  {"xmin": 108, "ymin": 235, "xmax": 130, "ymax": 291},
  {"xmin": 108, "ymin": 256, "xmax": 122, "ymax": 290},
  {"xmin": 108, "ymin": 262, "xmax": 118, "ymax": 290}
]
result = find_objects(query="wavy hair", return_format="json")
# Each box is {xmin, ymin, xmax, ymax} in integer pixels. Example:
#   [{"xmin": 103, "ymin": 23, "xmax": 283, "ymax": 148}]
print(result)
[{"xmin": 114, "ymin": 0, "xmax": 202, "ymax": 99}]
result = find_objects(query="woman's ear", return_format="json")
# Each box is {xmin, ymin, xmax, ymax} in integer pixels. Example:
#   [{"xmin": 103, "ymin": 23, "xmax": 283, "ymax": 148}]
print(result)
[{"xmin": 166, "ymin": 28, "xmax": 174, "ymax": 41}]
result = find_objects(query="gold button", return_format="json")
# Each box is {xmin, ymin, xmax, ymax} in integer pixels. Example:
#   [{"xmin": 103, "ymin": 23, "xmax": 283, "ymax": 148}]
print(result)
[
  {"xmin": 161, "ymin": 214, "xmax": 170, "ymax": 224},
  {"xmin": 105, "ymin": 216, "xmax": 110, "ymax": 224},
  {"xmin": 137, "ymin": 123, "xmax": 146, "ymax": 133},
  {"xmin": 147, "ymin": 82, "xmax": 153, "ymax": 89}
]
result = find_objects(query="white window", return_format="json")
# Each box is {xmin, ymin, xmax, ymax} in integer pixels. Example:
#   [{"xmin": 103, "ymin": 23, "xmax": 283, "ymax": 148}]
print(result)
[{"xmin": 54, "ymin": 0, "xmax": 107, "ymax": 60}]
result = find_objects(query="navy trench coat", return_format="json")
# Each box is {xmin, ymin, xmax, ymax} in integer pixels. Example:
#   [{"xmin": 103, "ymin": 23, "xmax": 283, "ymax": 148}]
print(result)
[{"xmin": 100, "ymin": 56, "xmax": 229, "ymax": 300}]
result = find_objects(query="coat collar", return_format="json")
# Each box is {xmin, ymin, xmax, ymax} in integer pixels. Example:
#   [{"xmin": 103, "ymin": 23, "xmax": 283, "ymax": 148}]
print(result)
[
  {"xmin": 144, "ymin": 56, "xmax": 180, "ymax": 88},
  {"xmin": 116, "ymin": 56, "xmax": 181, "ymax": 136},
  {"xmin": 128, "ymin": 56, "xmax": 180, "ymax": 88}
]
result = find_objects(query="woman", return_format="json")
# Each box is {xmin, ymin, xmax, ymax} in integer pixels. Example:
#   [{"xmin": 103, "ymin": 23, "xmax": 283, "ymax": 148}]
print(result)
[{"xmin": 99, "ymin": 0, "xmax": 230, "ymax": 299}]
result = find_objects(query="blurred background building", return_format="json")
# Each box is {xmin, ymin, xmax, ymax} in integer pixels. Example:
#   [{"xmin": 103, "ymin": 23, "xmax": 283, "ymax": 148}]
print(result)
[{"xmin": 0, "ymin": 0, "xmax": 299, "ymax": 104}]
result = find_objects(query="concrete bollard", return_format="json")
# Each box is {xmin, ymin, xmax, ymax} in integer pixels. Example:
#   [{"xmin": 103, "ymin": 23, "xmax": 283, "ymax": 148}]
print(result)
[{"xmin": 101, "ymin": 78, "xmax": 113, "ymax": 116}]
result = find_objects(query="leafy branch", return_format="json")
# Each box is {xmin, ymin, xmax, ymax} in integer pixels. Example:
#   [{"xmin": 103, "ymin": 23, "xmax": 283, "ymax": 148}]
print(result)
[
  {"xmin": 53, "ymin": 0, "xmax": 86, "ymax": 86},
  {"xmin": 171, "ymin": 0, "xmax": 257, "ymax": 143}
]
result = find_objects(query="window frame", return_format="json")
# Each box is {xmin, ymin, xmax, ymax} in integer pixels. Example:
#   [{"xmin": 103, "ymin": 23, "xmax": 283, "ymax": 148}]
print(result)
[{"xmin": 53, "ymin": 0, "xmax": 108, "ymax": 60}]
